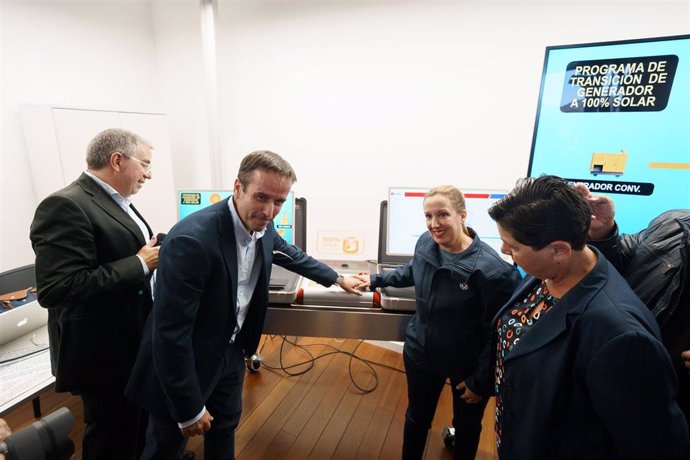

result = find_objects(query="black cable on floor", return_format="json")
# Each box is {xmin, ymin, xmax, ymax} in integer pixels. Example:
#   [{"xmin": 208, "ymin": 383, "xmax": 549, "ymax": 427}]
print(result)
[{"xmin": 255, "ymin": 335, "xmax": 405, "ymax": 394}]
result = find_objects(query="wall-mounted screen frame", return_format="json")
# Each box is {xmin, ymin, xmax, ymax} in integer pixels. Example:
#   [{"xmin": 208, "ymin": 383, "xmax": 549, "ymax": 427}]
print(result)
[{"xmin": 528, "ymin": 34, "xmax": 690, "ymax": 234}]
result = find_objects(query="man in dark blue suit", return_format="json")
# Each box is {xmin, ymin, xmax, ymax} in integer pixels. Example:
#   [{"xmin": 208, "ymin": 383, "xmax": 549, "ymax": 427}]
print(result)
[{"xmin": 126, "ymin": 150, "xmax": 361, "ymax": 460}]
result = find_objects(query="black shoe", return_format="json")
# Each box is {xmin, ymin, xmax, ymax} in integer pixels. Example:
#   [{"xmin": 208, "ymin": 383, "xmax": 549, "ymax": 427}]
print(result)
[
  {"xmin": 442, "ymin": 426, "xmax": 455, "ymax": 450},
  {"xmin": 181, "ymin": 451, "xmax": 195, "ymax": 460}
]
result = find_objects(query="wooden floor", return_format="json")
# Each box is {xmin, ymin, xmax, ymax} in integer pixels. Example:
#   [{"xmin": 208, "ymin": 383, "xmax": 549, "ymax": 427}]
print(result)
[{"xmin": 4, "ymin": 336, "xmax": 498, "ymax": 459}]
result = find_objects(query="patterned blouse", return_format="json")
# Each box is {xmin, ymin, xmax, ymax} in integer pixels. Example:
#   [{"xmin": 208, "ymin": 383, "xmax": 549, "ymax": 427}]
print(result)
[{"xmin": 494, "ymin": 280, "xmax": 558, "ymax": 449}]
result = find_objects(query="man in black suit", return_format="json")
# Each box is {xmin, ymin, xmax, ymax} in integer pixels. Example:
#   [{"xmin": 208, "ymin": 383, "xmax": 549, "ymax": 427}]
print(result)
[
  {"xmin": 30, "ymin": 128, "xmax": 160, "ymax": 460},
  {"xmin": 126, "ymin": 150, "xmax": 361, "ymax": 460},
  {"xmin": 577, "ymin": 183, "xmax": 690, "ymax": 431}
]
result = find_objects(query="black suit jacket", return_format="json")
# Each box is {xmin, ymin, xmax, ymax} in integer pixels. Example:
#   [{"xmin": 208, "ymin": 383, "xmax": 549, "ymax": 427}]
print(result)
[
  {"xmin": 30, "ymin": 173, "xmax": 153, "ymax": 393},
  {"xmin": 126, "ymin": 198, "xmax": 338, "ymax": 422}
]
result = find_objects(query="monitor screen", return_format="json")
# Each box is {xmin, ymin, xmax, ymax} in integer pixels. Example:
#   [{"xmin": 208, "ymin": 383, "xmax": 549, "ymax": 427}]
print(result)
[
  {"xmin": 177, "ymin": 190, "xmax": 296, "ymax": 245},
  {"xmin": 529, "ymin": 34, "xmax": 690, "ymax": 234},
  {"xmin": 386, "ymin": 186, "xmax": 508, "ymax": 261}
]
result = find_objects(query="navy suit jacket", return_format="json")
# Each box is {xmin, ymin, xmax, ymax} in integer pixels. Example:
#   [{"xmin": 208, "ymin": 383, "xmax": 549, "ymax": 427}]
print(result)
[
  {"xmin": 492, "ymin": 247, "xmax": 690, "ymax": 459},
  {"xmin": 30, "ymin": 173, "xmax": 153, "ymax": 393},
  {"xmin": 126, "ymin": 198, "xmax": 338, "ymax": 422}
]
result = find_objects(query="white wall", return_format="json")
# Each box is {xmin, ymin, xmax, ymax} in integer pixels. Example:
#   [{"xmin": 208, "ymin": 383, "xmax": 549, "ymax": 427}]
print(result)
[
  {"xmin": 150, "ymin": 0, "xmax": 212, "ymax": 190},
  {"xmin": 1, "ymin": 0, "xmax": 689, "ymax": 271},
  {"xmin": 214, "ymin": 0, "xmax": 690, "ymax": 259},
  {"xmin": 0, "ymin": 0, "xmax": 207, "ymax": 271},
  {"xmin": 1, "ymin": 0, "xmax": 162, "ymax": 270}
]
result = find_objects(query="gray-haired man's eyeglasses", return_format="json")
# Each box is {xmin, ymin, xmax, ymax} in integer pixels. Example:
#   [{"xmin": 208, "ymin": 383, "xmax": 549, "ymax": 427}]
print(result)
[{"xmin": 122, "ymin": 153, "xmax": 152, "ymax": 172}]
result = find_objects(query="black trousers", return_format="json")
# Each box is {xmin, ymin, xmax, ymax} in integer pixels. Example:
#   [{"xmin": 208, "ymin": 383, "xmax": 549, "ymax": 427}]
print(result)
[
  {"xmin": 402, "ymin": 353, "xmax": 488, "ymax": 460},
  {"xmin": 140, "ymin": 343, "xmax": 246, "ymax": 460},
  {"xmin": 80, "ymin": 386, "xmax": 147, "ymax": 460}
]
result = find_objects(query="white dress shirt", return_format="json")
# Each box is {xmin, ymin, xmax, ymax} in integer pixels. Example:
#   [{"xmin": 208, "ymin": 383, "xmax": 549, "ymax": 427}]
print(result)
[{"xmin": 227, "ymin": 197, "xmax": 265, "ymax": 343}]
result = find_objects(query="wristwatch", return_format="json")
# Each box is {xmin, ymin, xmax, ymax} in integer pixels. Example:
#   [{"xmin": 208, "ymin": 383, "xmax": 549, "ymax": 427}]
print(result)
[{"xmin": 335, "ymin": 275, "xmax": 344, "ymax": 287}]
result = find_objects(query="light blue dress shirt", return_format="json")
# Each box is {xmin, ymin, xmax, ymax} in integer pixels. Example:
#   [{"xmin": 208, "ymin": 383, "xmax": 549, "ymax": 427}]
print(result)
[{"xmin": 84, "ymin": 171, "xmax": 150, "ymax": 275}]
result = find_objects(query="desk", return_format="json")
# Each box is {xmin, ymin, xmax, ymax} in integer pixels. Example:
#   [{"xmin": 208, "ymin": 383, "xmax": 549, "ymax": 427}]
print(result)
[
  {"xmin": 0, "ymin": 326, "xmax": 54, "ymax": 417},
  {"xmin": 0, "ymin": 261, "xmax": 413, "ymax": 419},
  {"xmin": 0, "ymin": 309, "xmax": 409, "ymax": 416}
]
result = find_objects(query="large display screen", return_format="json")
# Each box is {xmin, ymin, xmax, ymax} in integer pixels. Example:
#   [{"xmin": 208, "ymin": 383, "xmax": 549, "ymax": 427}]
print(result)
[
  {"xmin": 529, "ymin": 34, "xmax": 690, "ymax": 234},
  {"xmin": 177, "ymin": 190, "xmax": 296, "ymax": 245},
  {"xmin": 386, "ymin": 186, "xmax": 507, "ymax": 260}
]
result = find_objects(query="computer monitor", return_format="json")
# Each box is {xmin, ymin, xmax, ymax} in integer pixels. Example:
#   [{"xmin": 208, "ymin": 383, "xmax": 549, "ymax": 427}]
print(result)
[
  {"xmin": 0, "ymin": 300, "xmax": 48, "ymax": 347},
  {"xmin": 177, "ymin": 190, "xmax": 296, "ymax": 245},
  {"xmin": 386, "ymin": 186, "xmax": 508, "ymax": 261},
  {"xmin": 0, "ymin": 264, "xmax": 46, "ymax": 346}
]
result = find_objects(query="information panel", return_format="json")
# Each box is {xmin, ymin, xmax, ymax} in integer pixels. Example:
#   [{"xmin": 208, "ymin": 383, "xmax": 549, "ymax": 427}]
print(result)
[{"xmin": 529, "ymin": 34, "xmax": 690, "ymax": 234}]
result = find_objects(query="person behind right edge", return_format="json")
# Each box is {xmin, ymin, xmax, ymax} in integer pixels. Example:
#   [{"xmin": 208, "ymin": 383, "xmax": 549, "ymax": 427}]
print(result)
[
  {"xmin": 353, "ymin": 185, "xmax": 521, "ymax": 460},
  {"xmin": 576, "ymin": 182, "xmax": 690, "ymax": 432},
  {"xmin": 488, "ymin": 175, "xmax": 689, "ymax": 459}
]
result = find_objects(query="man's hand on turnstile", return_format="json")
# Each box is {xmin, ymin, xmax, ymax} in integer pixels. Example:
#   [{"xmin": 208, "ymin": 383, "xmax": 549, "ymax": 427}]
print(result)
[
  {"xmin": 351, "ymin": 274, "xmax": 371, "ymax": 293},
  {"xmin": 337, "ymin": 275, "xmax": 364, "ymax": 296}
]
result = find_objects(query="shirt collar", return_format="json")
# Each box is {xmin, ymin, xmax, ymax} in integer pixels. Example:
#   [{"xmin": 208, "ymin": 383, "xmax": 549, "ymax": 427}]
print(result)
[
  {"xmin": 228, "ymin": 197, "xmax": 265, "ymax": 246},
  {"xmin": 84, "ymin": 170, "xmax": 131, "ymax": 208}
]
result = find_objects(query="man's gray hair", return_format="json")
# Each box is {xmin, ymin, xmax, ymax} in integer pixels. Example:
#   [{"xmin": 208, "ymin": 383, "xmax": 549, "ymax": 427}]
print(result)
[{"xmin": 86, "ymin": 128, "xmax": 153, "ymax": 170}]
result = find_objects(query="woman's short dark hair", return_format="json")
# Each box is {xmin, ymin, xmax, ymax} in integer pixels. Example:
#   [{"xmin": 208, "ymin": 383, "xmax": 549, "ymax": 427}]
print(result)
[
  {"xmin": 237, "ymin": 150, "xmax": 297, "ymax": 189},
  {"xmin": 488, "ymin": 175, "xmax": 591, "ymax": 250}
]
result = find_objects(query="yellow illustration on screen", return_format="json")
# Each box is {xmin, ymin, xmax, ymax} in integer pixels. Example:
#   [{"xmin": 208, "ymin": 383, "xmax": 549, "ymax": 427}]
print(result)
[{"xmin": 590, "ymin": 150, "xmax": 628, "ymax": 176}]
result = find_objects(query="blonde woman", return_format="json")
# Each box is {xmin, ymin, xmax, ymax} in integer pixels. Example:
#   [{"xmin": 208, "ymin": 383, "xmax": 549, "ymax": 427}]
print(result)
[{"xmin": 355, "ymin": 185, "xmax": 521, "ymax": 460}]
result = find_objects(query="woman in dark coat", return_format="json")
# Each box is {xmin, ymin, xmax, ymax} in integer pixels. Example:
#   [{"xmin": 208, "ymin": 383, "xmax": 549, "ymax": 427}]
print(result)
[
  {"xmin": 488, "ymin": 175, "xmax": 689, "ymax": 459},
  {"xmin": 354, "ymin": 185, "xmax": 521, "ymax": 459}
]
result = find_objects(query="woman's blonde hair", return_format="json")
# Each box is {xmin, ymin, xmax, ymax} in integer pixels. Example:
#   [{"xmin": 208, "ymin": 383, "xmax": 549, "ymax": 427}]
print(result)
[{"xmin": 425, "ymin": 185, "xmax": 466, "ymax": 212}]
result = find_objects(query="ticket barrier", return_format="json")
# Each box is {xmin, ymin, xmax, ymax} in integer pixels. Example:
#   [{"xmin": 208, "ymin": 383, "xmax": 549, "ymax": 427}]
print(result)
[
  {"xmin": 263, "ymin": 198, "xmax": 416, "ymax": 341},
  {"xmin": 264, "ymin": 201, "xmax": 416, "ymax": 341}
]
